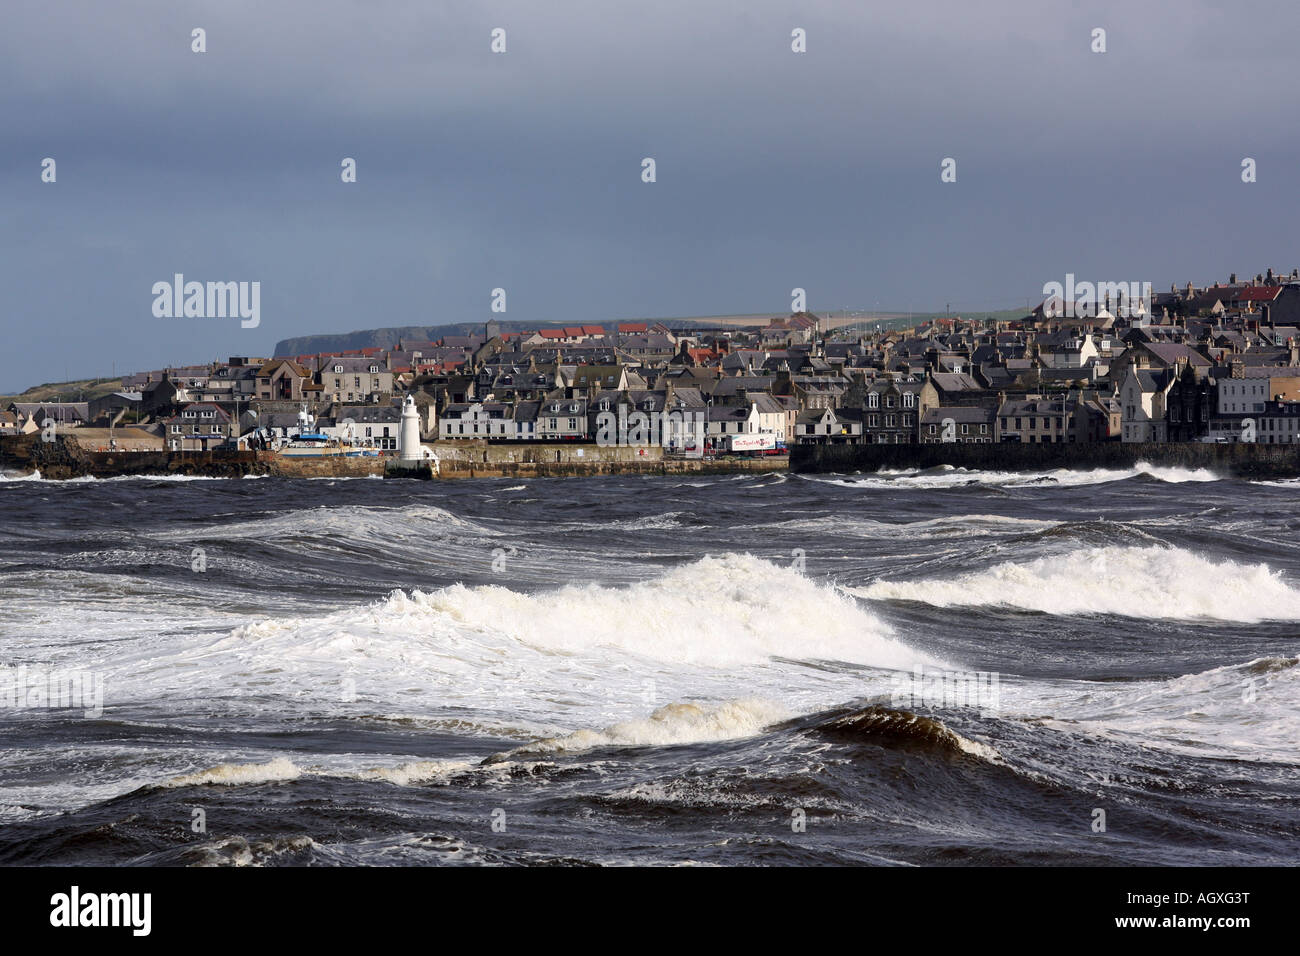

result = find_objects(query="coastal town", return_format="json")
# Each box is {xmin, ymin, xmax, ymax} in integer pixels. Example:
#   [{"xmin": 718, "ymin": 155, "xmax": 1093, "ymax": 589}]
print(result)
[{"xmin": 5, "ymin": 269, "xmax": 1300, "ymax": 468}]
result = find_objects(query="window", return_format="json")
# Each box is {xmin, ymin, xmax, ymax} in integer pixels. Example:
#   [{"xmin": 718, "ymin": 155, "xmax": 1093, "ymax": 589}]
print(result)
[
  {"xmin": 334, "ymin": 365, "xmax": 343, "ymax": 374},
  {"xmin": 961, "ymin": 424, "xmax": 969, "ymax": 435},
  {"xmin": 867, "ymin": 393, "xmax": 879, "ymax": 409}
]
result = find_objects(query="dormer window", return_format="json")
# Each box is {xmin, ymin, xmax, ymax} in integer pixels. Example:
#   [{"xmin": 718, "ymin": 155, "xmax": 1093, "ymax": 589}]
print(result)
[
  {"xmin": 369, "ymin": 365, "xmax": 379, "ymax": 373},
  {"xmin": 867, "ymin": 393, "xmax": 879, "ymax": 408},
  {"xmin": 334, "ymin": 365, "xmax": 343, "ymax": 374}
]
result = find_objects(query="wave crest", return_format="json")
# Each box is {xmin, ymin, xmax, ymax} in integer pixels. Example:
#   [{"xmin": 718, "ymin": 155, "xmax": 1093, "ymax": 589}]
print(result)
[
  {"xmin": 815, "ymin": 705, "xmax": 999, "ymax": 760},
  {"xmin": 854, "ymin": 545, "xmax": 1300, "ymax": 621}
]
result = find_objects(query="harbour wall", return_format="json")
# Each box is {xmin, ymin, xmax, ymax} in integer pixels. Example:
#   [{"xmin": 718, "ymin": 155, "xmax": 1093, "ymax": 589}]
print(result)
[
  {"xmin": 389, "ymin": 440, "xmax": 787, "ymax": 479},
  {"xmin": 1, "ymin": 435, "xmax": 785, "ymax": 481},
  {"xmin": 790, "ymin": 441, "xmax": 1300, "ymax": 479}
]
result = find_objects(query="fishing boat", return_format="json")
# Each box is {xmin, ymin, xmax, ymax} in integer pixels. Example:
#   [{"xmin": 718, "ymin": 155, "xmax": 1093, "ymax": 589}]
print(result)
[{"xmin": 270, "ymin": 407, "xmax": 383, "ymax": 458}]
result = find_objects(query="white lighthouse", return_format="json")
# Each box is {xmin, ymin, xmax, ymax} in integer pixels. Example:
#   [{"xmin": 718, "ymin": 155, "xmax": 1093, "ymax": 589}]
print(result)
[{"xmin": 398, "ymin": 394, "xmax": 422, "ymax": 461}]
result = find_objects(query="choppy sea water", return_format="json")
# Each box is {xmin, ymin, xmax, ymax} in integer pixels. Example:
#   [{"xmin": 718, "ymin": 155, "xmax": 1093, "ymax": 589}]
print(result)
[{"xmin": 0, "ymin": 463, "xmax": 1297, "ymax": 866}]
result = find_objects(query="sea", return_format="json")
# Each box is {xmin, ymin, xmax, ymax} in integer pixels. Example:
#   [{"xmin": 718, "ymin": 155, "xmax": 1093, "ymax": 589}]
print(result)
[{"xmin": 0, "ymin": 462, "xmax": 1297, "ymax": 866}]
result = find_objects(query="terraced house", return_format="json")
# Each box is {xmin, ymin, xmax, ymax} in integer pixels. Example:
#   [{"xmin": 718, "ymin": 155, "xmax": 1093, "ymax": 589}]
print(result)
[
  {"xmin": 164, "ymin": 402, "xmax": 234, "ymax": 451},
  {"xmin": 318, "ymin": 356, "xmax": 394, "ymax": 404},
  {"xmin": 997, "ymin": 396, "xmax": 1072, "ymax": 443},
  {"xmin": 921, "ymin": 405, "xmax": 995, "ymax": 443}
]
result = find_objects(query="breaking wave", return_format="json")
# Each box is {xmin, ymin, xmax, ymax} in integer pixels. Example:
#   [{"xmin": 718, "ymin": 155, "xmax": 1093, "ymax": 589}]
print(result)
[
  {"xmin": 810, "ymin": 461, "xmax": 1221, "ymax": 490},
  {"xmin": 164, "ymin": 757, "xmax": 303, "ymax": 788},
  {"xmin": 227, "ymin": 553, "xmax": 939, "ymax": 671},
  {"xmin": 853, "ymin": 545, "xmax": 1300, "ymax": 621},
  {"xmin": 814, "ymin": 705, "xmax": 1000, "ymax": 761},
  {"xmin": 487, "ymin": 699, "xmax": 790, "ymax": 762}
]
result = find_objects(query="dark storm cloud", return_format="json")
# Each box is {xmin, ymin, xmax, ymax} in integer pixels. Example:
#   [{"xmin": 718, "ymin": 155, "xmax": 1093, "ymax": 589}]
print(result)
[{"xmin": 2, "ymin": 0, "xmax": 1297, "ymax": 388}]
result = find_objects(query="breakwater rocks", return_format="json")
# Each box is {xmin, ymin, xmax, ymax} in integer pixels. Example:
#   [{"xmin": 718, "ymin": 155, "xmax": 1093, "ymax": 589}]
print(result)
[
  {"xmin": 0, "ymin": 436, "xmax": 268, "ymax": 480},
  {"xmin": 791, "ymin": 441, "xmax": 1300, "ymax": 479}
]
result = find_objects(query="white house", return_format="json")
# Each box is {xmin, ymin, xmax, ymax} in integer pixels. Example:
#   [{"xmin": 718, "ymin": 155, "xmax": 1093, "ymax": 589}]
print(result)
[{"xmin": 1120, "ymin": 367, "xmax": 1173, "ymax": 442}]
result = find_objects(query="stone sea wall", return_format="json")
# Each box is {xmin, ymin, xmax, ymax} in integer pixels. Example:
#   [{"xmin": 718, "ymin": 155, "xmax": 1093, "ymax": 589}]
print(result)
[{"xmin": 1, "ymin": 435, "xmax": 785, "ymax": 481}]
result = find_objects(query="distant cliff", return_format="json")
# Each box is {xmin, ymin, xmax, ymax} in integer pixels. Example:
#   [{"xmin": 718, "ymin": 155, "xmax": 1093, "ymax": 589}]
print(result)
[
  {"xmin": 273, "ymin": 318, "xmax": 710, "ymax": 357},
  {"xmin": 273, "ymin": 325, "xmax": 484, "ymax": 357}
]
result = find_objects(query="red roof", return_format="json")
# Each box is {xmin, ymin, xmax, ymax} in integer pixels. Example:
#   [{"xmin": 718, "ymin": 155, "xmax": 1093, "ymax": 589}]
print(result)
[
  {"xmin": 537, "ymin": 329, "xmax": 565, "ymax": 339},
  {"xmin": 582, "ymin": 325, "xmax": 606, "ymax": 335},
  {"xmin": 563, "ymin": 327, "xmax": 584, "ymax": 337},
  {"xmin": 618, "ymin": 323, "xmax": 648, "ymax": 333},
  {"xmin": 1234, "ymin": 287, "xmax": 1282, "ymax": 301}
]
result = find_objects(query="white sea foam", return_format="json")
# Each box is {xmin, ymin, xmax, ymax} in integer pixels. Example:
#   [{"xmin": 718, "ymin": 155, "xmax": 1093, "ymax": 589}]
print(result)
[
  {"xmin": 346, "ymin": 553, "xmax": 936, "ymax": 670},
  {"xmin": 853, "ymin": 545, "xmax": 1300, "ymax": 621},
  {"xmin": 155, "ymin": 502, "xmax": 498, "ymax": 545},
  {"xmin": 1017, "ymin": 657, "xmax": 1300, "ymax": 763},
  {"xmin": 756, "ymin": 513, "xmax": 1059, "ymax": 538},
  {"xmin": 807, "ymin": 461, "xmax": 1221, "ymax": 490},
  {"xmin": 164, "ymin": 757, "xmax": 303, "ymax": 787}
]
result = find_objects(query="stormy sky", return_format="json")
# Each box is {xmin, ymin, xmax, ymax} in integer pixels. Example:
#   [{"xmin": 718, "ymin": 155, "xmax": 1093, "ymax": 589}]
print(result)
[{"xmin": 3, "ymin": 0, "xmax": 1297, "ymax": 391}]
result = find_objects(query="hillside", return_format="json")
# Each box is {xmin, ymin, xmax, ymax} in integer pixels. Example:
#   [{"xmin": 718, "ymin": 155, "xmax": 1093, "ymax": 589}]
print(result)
[
  {"xmin": 0, "ymin": 377, "xmax": 122, "ymax": 408},
  {"xmin": 273, "ymin": 317, "xmax": 721, "ymax": 357}
]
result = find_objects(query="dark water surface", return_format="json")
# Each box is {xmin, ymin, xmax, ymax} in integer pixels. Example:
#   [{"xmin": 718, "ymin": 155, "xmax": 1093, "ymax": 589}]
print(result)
[{"xmin": 1, "ymin": 463, "xmax": 1297, "ymax": 865}]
